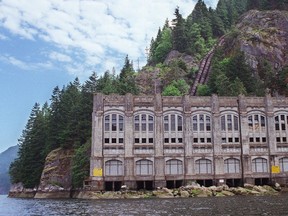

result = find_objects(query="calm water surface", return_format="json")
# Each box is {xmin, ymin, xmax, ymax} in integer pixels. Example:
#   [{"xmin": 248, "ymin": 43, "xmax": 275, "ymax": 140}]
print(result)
[{"xmin": 1, "ymin": 194, "xmax": 288, "ymax": 216}]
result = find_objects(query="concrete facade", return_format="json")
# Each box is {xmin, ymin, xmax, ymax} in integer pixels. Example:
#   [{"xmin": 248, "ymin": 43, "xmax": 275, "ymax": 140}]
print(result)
[{"xmin": 89, "ymin": 93, "xmax": 288, "ymax": 190}]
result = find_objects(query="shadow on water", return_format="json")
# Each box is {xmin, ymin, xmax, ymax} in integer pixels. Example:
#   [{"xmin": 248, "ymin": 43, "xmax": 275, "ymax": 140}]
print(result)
[{"xmin": 1, "ymin": 194, "xmax": 288, "ymax": 216}]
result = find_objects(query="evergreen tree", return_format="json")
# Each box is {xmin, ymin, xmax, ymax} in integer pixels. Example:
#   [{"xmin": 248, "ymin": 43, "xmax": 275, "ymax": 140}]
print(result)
[
  {"xmin": 154, "ymin": 26, "xmax": 173, "ymax": 63},
  {"xmin": 10, "ymin": 103, "xmax": 48, "ymax": 188},
  {"xmin": 46, "ymin": 86, "xmax": 62, "ymax": 153},
  {"xmin": 97, "ymin": 70, "xmax": 118, "ymax": 94},
  {"xmin": 58, "ymin": 78, "xmax": 82, "ymax": 149},
  {"xmin": 72, "ymin": 140, "xmax": 91, "ymax": 188},
  {"xmin": 79, "ymin": 72, "xmax": 98, "ymax": 145},
  {"xmin": 172, "ymin": 7, "xmax": 188, "ymax": 53},
  {"xmin": 117, "ymin": 55, "xmax": 139, "ymax": 95}
]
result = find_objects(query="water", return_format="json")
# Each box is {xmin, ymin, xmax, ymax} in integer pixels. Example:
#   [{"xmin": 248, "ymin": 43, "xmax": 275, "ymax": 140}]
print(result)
[{"xmin": 1, "ymin": 194, "xmax": 288, "ymax": 216}]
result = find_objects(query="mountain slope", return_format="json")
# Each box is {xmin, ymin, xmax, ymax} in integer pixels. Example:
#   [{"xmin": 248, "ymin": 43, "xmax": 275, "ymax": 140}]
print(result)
[{"xmin": 0, "ymin": 146, "xmax": 19, "ymax": 194}]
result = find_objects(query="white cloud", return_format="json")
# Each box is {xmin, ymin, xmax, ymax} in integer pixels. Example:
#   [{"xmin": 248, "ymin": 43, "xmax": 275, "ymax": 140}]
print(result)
[
  {"xmin": 0, "ymin": 55, "xmax": 30, "ymax": 70},
  {"xmin": 49, "ymin": 51, "xmax": 72, "ymax": 62},
  {"xmin": 0, "ymin": 54, "xmax": 53, "ymax": 71},
  {"xmin": 0, "ymin": 0, "xmax": 219, "ymax": 77}
]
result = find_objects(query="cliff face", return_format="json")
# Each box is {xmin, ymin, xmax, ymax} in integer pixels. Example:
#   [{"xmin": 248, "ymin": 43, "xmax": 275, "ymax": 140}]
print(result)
[
  {"xmin": 235, "ymin": 10, "xmax": 288, "ymax": 71},
  {"xmin": 35, "ymin": 148, "xmax": 74, "ymax": 198}
]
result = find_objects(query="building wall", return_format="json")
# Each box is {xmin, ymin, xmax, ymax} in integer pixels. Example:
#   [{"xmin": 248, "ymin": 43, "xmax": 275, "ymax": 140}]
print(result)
[{"xmin": 89, "ymin": 93, "xmax": 288, "ymax": 190}]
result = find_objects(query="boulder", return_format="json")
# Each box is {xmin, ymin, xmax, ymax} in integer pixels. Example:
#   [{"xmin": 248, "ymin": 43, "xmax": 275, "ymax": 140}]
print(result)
[
  {"xmin": 221, "ymin": 190, "xmax": 235, "ymax": 196},
  {"xmin": 244, "ymin": 183, "xmax": 254, "ymax": 190},
  {"xmin": 180, "ymin": 190, "xmax": 190, "ymax": 198}
]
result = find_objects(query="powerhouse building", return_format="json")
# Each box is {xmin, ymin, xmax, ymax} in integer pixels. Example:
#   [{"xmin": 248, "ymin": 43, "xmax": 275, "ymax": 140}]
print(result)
[{"xmin": 88, "ymin": 93, "xmax": 288, "ymax": 191}]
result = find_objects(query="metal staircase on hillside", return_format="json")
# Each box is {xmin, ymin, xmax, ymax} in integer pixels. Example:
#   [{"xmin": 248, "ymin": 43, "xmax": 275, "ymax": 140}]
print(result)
[{"xmin": 189, "ymin": 36, "xmax": 225, "ymax": 96}]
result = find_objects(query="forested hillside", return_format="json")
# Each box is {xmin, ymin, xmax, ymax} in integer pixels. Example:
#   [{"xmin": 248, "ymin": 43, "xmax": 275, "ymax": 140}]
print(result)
[
  {"xmin": 9, "ymin": 56, "xmax": 139, "ymax": 189},
  {"xmin": 9, "ymin": 0, "xmax": 288, "ymax": 190}
]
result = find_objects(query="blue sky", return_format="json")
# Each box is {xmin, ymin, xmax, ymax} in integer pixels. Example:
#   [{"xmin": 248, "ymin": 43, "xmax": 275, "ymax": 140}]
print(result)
[{"xmin": 0, "ymin": 0, "xmax": 218, "ymax": 153}]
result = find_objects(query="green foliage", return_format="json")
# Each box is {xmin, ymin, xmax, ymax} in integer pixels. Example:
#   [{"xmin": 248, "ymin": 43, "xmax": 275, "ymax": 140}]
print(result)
[
  {"xmin": 151, "ymin": 27, "xmax": 173, "ymax": 64},
  {"xmin": 172, "ymin": 7, "xmax": 188, "ymax": 53},
  {"xmin": 117, "ymin": 55, "xmax": 139, "ymax": 95},
  {"xmin": 72, "ymin": 140, "xmax": 91, "ymax": 188},
  {"xmin": 162, "ymin": 79, "xmax": 189, "ymax": 96},
  {"xmin": 246, "ymin": 0, "xmax": 288, "ymax": 11},
  {"xmin": 208, "ymin": 49, "xmax": 263, "ymax": 96},
  {"xmin": 9, "ymin": 54, "xmax": 142, "ymax": 189},
  {"xmin": 162, "ymin": 85, "xmax": 181, "ymax": 96},
  {"xmin": 9, "ymin": 103, "xmax": 48, "ymax": 188},
  {"xmin": 197, "ymin": 84, "xmax": 210, "ymax": 96}
]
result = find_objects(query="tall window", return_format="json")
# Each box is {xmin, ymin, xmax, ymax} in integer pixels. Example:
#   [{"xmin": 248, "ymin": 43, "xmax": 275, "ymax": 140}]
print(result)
[
  {"xmin": 280, "ymin": 157, "xmax": 288, "ymax": 172},
  {"xmin": 224, "ymin": 158, "xmax": 240, "ymax": 173},
  {"xmin": 195, "ymin": 159, "xmax": 212, "ymax": 174},
  {"xmin": 134, "ymin": 114, "xmax": 154, "ymax": 144},
  {"xmin": 164, "ymin": 113, "xmax": 183, "ymax": 144},
  {"xmin": 275, "ymin": 114, "xmax": 288, "ymax": 144},
  {"xmin": 248, "ymin": 114, "xmax": 266, "ymax": 143},
  {"xmin": 104, "ymin": 113, "xmax": 124, "ymax": 144},
  {"xmin": 192, "ymin": 114, "xmax": 212, "ymax": 144},
  {"xmin": 136, "ymin": 159, "xmax": 153, "ymax": 175},
  {"xmin": 105, "ymin": 160, "xmax": 123, "ymax": 176},
  {"xmin": 221, "ymin": 113, "xmax": 239, "ymax": 144},
  {"xmin": 252, "ymin": 158, "xmax": 268, "ymax": 173},
  {"xmin": 166, "ymin": 159, "xmax": 183, "ymax": 175}
]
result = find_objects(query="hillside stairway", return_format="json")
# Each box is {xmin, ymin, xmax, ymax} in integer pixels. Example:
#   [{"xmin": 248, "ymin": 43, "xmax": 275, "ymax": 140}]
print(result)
[{"xmin": 189, "ymin": 36, "xmax": 225, "ymax": 96}]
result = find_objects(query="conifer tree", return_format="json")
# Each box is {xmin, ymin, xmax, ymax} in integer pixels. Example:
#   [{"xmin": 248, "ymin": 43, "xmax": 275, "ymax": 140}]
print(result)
[
  {"xmin": 172, "ymin": 7, "xmax": 188, "ymax": 53},
  {"xmin": 117, "ymin": 55, "xmax": 139, "ymax": 95},
  {"xmin": 10, "ymin": 103, "xmax": 48, "ymax": 188}
]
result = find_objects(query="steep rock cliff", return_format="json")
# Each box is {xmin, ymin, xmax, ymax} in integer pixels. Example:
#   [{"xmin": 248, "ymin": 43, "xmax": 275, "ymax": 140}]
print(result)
[
  {"xmin": 34, "ymin": 148, "xmax": 74, "ymax": 198},
  {"xmin": 232, "ymin": 10, "xmax": 288, "ymax": 71}
]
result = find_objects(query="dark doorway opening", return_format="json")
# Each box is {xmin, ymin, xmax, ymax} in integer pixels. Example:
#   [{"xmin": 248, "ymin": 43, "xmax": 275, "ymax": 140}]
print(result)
[
  {"xmin": 226, "ymin": 179, "xmax": 241, "ymax": 187},
  {"xmin": 255, "ymin": 178, "xmax": 269, "ymax": 186},
  {"xmin": 166, "ymin": 180, "xmax": 184, "ymax": 189},
  {"xmin": 136, "ymin": 181, "xmax": 154, "ymax": 190},
  {"xmin": 196, "ymin": 179, "xmax": 213, "ymax": 187},
  {"xmin": 105, "ymin": 181, "xmax": 122, "ymax": 191}
]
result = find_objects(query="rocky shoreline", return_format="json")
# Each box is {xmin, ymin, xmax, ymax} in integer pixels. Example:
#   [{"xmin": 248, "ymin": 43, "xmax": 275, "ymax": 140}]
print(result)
[{"xmin": 9, "ymin": 183, "xmax": 283, "ymax": 199}]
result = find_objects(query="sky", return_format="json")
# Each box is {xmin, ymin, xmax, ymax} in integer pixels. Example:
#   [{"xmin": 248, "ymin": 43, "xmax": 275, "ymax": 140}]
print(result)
[{"xmin": 0, "ymin": 0, "xmax": 218, "ymax": 153}]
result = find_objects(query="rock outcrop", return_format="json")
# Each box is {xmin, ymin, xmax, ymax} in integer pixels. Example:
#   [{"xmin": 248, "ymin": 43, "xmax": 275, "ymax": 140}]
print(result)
[
  {"xmin": 233, "ymin": 10, "xmax": 288, "ymax": 71},
  {"xmin": 34, "ymin": 148, "xmax": 74, "ymax": 199}
]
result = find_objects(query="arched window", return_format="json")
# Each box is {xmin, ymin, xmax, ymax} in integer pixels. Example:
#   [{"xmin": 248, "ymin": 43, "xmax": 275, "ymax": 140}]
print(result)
[
  {"xmin": 104, "ymin": 113, "xmax": 124, "ymax": 144},
  {"xmin": 192, "ymin": 114, "xmax": 212, "ymax": 144},
  {"xmin": 248, "ymin": 114, "xmax": 266, "ymax": 143},
  {"xmin": 275, "ymin": 114, "xmax": 288, "ymax": 144},
  {"xmin": 224, "ymin": 158, "xmax": 240, "ymax": 173},
  {"xmin": 105, "ymin": 160, "xmax": 123, "ymax": 176},
  {"xmin": 136, "ymin": 159, "xmax": 153, "ymax": 175},
  {"xmin": 280, "ymin": 157, "xmax": 288, "ymax": 172},
  {"xmin": 195, "ymin": 159, "xmax": 212, "ymax": 174},
  {"xmin": 221, "ymin": 113, "xmax": 239, "ymax": 144},
  {"xmin": 166, "ymin": 159, "xmax": 183, "ymax": 175},
  {"xmin": 252, "ymin": 158, "xmax": 268, "ymax": 173},
  {"xmin": 134, "ymin": 114, "xmax": 154, "ymax": 144},
  {"xmin": 163, "ymin": 113, "xmax": 183, "ymax": 144}
]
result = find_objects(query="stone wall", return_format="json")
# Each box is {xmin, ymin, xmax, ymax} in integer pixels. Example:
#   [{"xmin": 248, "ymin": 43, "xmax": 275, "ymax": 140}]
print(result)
[{"xmin": 90, "ymin": 94, "xmax": 288, "ymax": 190}]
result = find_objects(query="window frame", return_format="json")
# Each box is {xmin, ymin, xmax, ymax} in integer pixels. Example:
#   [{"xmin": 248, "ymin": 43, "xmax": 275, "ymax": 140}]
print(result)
[
  {"xmin": 163, "ymin": 113, "xmax": 183, "ymax": 144},
  {"xmin": 134, "ymin": 113, "xmax": 154, "ymax": 144},
  {"xmin": 195, "ymin": 159, "xmax": 212, "ymax": 174},
  {"xmin": 105, "ymin": 159, "xmax": 123, "ymax": 176},
  {"xmin": 224, "ymin": 158, "xmax": 240, "ymax": 173},
  {"xmin": 136, "ymin": 159, "xmax": 153, "ymax": 175},
  {"xmin": 166, "ymin": 159, "xmax": 183, "ymax": 175},
  {"xmin": 252, "ymin": 157, "xmax": 268, "ymax": 173}
]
